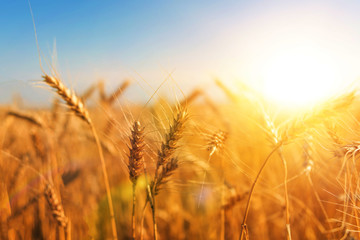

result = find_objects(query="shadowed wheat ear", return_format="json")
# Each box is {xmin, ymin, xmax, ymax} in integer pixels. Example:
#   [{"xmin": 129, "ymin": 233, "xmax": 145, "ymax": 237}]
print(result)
[
  {"xmin": 128, "ymin": 121, "xmax": 145, "ymax": 240},
  {"xmin": 44, "ymin": 184, "xmax": 68, "ymax": 228},
  {"xmin": 44, "ymin": 184, "xmax": 71, "ymax": 240},
  {"xmin": 42, "ymin": 74, "xmax": 118, "ymax": 240}
]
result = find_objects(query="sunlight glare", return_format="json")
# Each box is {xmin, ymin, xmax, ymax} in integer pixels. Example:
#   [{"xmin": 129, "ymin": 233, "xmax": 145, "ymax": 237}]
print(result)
[{"xmin": 261, "ymin": 47, "xmax": 341, "ymax": 108}]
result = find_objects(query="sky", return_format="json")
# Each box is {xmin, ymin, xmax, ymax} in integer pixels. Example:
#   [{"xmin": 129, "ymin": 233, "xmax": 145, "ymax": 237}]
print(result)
[{"xmin": 1, "ymin": 0, "xmax": 360, "ymax": 105}]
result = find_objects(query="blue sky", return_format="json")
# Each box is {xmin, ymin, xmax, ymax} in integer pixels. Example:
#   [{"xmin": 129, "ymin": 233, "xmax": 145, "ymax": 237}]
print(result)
[{"xmin": 1, "ymin": 1, "xmax": 360, "ymax": 105}]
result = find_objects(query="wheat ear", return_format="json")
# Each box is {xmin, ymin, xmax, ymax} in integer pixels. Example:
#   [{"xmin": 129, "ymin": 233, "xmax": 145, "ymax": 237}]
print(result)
[
  {"xmin": 43, "ymin": 75, "xmax": 91, "ymax": 124},
  {"xmin": 42, "ymin": 74, "xmax": 118, "ymax": 240},
  {"xmin": 6, "ymin": 110, "xmax": 45, "ymax": 127},
  {"xmin": 282, "ymin": 91, "xmax": 355, "ymax": 142},
  {"xmin": 148, "ymin": 108, "xmax": 187, "ymax": 240},
  {"xmin": 156, "ymin": 109, "xmax": 187, "ymax": 168},
  {"xmin": 152, "ymin": 157, "xmax": 179, "ymax": 195},
  {"xmin": 107, "ymin": 80, "xmax": 131, "ymax": 105},
  {"xmin": 198, "ymin": 130, "xmax": 227, "ymax": 207},
  {"xmin": 128, "ymin": 121, "xmax": 145, "ymax": 240},
  {"xmin": 44, "ymin": 184, "xmax": 71, "ymax": 240}
]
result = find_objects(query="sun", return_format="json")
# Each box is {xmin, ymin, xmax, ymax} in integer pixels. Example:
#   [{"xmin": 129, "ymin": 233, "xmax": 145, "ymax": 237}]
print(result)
[{"xmin": 260, "ymin": 46, "xmax": 341, "ymax": 108}]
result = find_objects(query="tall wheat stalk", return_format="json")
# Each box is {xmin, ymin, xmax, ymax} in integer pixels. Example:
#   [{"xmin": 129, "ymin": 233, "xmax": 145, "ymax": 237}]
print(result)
[
  {"xmin": 263, "ymin": 111, "xmax": 291, "ymax": 240},
  {"xmin": 128, "ymin": 121, "xmax": 145, "ymax": 240},
  {"xmin": 42, "ymin": 74, "xmax": 118, "ymax": 240},
  {"xmin": 148, "ymin": 108, "xmax": 187, "ymax": 240}
]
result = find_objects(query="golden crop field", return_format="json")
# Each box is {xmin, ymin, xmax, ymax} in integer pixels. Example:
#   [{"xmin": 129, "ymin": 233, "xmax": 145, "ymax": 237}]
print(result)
[
  {"xmin": 4, "ymin": 1, "xmax": 360, "ymax": 240},
  {"xmin": 1, "ymin": 74, "xmax": 359, "ymax": 240}
]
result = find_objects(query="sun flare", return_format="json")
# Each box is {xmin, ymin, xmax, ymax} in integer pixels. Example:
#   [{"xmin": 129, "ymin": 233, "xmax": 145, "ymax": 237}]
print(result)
[{"xmin": 260, "ymin": 46, "xmax": 341, "ymax": 108}]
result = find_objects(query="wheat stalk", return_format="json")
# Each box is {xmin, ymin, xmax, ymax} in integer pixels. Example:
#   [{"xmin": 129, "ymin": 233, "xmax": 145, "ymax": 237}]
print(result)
[
  {"xmin": 42, "ymin": 74, "xmax": 118, "ymax": 240},
  {"xmin": 148, "ymin": 108, "xmax": 187, "ymax": 240},
  {"xmin": 128, "ymin": 121, "xmax": 145, "ymax": 240},
  {"xmin": 262, "ymin": 110, "xmax": 291, "ymax": 240}
]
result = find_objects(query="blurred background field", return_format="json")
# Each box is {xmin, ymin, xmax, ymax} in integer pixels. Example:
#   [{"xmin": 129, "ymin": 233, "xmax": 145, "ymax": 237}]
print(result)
[{"xmin": 1, "ymin": 79, "xmax": 360, "ymax": 239}]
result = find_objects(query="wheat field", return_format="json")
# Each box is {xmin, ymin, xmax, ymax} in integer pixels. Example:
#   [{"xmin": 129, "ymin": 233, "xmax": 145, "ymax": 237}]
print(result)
[{"xmin": 0, "ymin": 72, "xmax": 360, "ymax": 240}]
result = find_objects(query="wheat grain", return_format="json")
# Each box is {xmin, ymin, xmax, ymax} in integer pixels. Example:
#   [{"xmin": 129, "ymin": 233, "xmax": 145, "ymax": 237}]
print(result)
[
  {"xmin": 157, "ymin": 109, "xmax": 187, "ymax": 168},
  {"xmin": 43, "ymin": 75, "xmax": 91, "ymax": 124},
  {"xmin": 44, "ymin": 184, "xmax": 68, "ymax": 228},
  {"xmin": 128, "ymin": 121, "xmax": 145, "ymax": 183}
]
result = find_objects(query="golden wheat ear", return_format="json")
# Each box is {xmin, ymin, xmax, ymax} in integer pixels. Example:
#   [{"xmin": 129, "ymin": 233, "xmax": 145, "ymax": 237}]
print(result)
[
  {"xmin": 281, "ymin": 90, "xmax": 356, "ymax": 143},
  {"xmin": 42, "ymin": 74, "xmax": 117, "ymax": 239},
  {"xmin": 157, "ymin": 108, "xmax": 188, "ymax": 168},
  {"xmin": 44, "ymin": 184, "xmax": 68, "ymax": 228},
  {"xmin": 128, "ymin": 121, "xmax": 145, "ymax": 183},
  {"xmin": 153, "ymin": 157, "xmax": 179, "ymax": 196},
  {"xmin": 42, "ymin": 75, "xmax": 91, "ymax": 124},
  {"xmin": 128, "ymin": 120, "xmax": 145, "ymax": 240},
  {"xmin": 207, "ymin": 130, "xmax": 227, "ymax": 156}
]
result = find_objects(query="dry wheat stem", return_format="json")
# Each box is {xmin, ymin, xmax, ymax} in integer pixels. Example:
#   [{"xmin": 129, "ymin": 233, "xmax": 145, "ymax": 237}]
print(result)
[
  {"xmin": 278, "ymin": 148, "xmax": 291, "ymax": 240},
  {"xmin": 263, "ymin": 111, "xmax": 291, "ymax": 240},
  {"xmin": 91, "ymin": 124, "xmax": 118, "ymax": 240},
  {"xmin": 239, "ymin": 142, "xmax": 282, "ymax": 240},
  {"xmin": 307, "ymin": 173, "xmax": 335, "ymax": 238}
]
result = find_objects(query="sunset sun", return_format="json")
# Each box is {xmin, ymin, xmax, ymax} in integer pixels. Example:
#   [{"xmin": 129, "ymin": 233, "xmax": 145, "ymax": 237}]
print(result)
[{"xmin": 261, "ymin": 46, "xmax": 342, "ymax": 107}]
